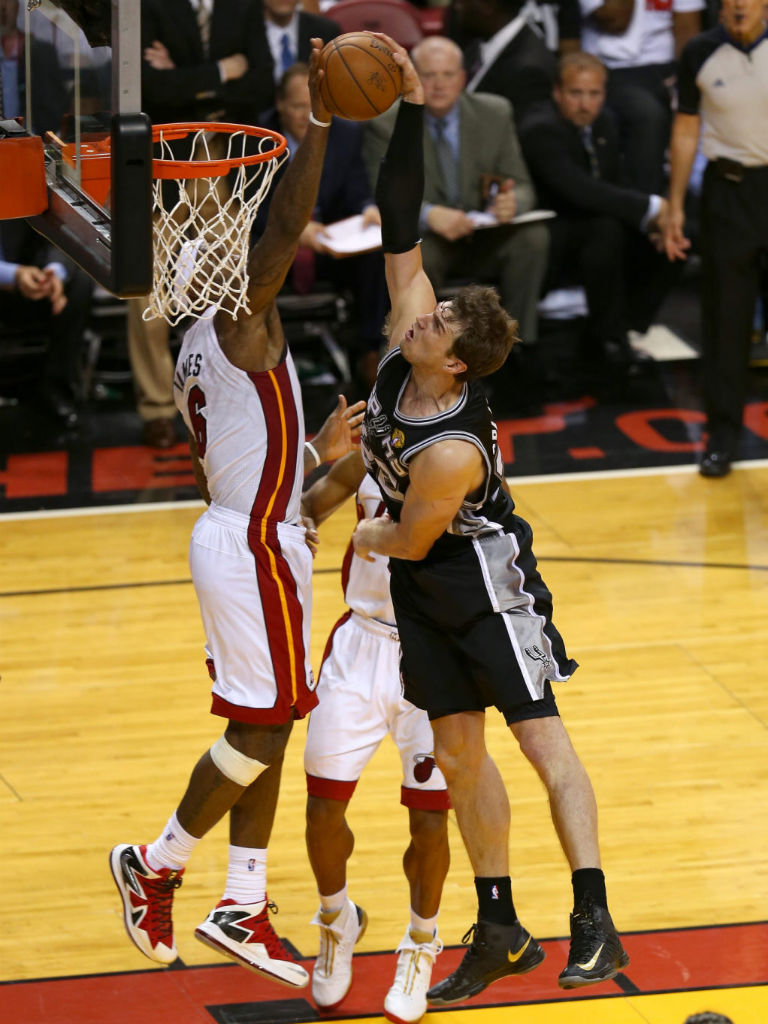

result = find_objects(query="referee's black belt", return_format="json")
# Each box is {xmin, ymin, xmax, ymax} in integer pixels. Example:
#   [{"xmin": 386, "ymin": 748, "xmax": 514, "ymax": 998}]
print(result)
[{"xmin": 711, "ymin": 157, "xmax": 768, "ymax": 183}]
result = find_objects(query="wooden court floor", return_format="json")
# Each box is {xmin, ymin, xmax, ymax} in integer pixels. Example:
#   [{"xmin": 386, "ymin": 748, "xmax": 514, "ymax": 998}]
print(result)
[{"xmin": 1, "ymin": 463, "xmax": 767, "ymax": 1024}]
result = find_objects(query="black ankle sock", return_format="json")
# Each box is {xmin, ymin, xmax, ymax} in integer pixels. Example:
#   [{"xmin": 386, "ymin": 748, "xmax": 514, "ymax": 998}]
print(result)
[
  {"xmin": 572, "ymin": 868, "xmax": 607, "ymax": 910},
  {"xmin": 474, "ymin": 876, "xmax": 516, "ymax": 925}
]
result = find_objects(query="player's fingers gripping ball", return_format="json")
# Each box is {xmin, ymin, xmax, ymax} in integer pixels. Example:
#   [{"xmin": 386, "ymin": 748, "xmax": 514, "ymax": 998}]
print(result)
[{"xmin": 318, "ymin": 31, "xmax": 403, "ymax": 120}]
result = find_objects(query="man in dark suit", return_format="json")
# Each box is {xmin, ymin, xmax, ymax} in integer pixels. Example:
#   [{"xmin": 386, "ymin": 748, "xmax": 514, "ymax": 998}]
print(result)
[
  {"xmin": 453, "ymin": 0, "xmax": 558, "ymax": 128},
  {"xmin": 363, "ymin": 35, "xmax": 548, "ymax": 408},
  {"xmin": 141, "ymin": 0, "xmax": 275, "ymax": 126},
  {"xmin": 254, "ymin": 63, "xmax": 387, "ymax": 387},
  {"xmin": 519, "ymin": 50, "xmax": 675, "ymax": 372},
  {"xmin": 261, "ymin": 0, "xmax": 340, "ymax": 88},
  {"xmin": 0, "ymin": 220, "xmax": 93, "ymax": 426}
]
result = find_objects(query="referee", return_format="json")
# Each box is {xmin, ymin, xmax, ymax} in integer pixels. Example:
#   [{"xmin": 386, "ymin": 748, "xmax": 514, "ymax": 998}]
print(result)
[{"xmin": 664, "ymin": 0, "xmax": 768, "ymax": 477}]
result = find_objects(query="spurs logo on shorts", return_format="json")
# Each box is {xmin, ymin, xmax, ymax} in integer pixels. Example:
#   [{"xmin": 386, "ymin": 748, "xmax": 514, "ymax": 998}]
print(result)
[{"xmin": 524, "ymin": 644, "xmax": 551, "ymax": 668}]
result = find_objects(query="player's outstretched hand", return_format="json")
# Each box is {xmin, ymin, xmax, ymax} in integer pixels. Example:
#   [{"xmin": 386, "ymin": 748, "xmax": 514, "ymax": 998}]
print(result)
[
  {"xmin": 308, "ymin": 37, "xmax": 332, "ymax": 125},
  {"xmin": 311, "ymin": 394, "xmax": 367, "ymax": 463},
  {"xmin": 370, "ymin": 32, "xmax": 424, "ymax": 105}
]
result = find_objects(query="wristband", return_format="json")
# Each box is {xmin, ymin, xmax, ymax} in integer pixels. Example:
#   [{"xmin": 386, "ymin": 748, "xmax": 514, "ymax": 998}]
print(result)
[
  {"xmin": 309, "ymin": 111, "xmax": 331, "ymax": 128},
  {"xmin": 305, "ymin": 440, "xmax": 322, "ymax": 467}
]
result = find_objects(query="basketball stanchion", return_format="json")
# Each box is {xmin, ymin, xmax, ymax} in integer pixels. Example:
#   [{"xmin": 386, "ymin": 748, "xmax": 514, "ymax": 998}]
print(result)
[
  {"xmin": 0, "ymin": 119, "xmax": 48, "ymax": 219},
  {"xmin": 147, "ymin": 122, "xmax": 288, "ymax": 326}
]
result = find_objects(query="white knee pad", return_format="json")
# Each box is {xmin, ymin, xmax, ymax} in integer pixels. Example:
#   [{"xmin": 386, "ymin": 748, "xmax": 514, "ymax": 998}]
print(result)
[{"xmin": 210, "ymin": 735, "xmax": 269, "ymax": 787}]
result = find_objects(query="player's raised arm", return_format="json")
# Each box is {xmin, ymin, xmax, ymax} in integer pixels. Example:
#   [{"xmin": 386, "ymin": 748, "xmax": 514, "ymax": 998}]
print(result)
[
  {"xmin": 372, "ymin": 35, "xmax": 437, "ymax": 350},
  {"xmin": 244, "ymin": 39, "xmax": 333, "ymax": 315}
]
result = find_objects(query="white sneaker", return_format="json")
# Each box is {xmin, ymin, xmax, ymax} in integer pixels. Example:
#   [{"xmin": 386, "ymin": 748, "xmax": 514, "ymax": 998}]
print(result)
[
  {"xmin": 384, "ymin": 929, "xmax": 443, "ymax": 1024},
  {"xmin": 310, "ymin": 898, "xmax": 368, "ymax": 1008},
  {"xmin": 195, "ymin": 898, "xmax": 309, "ymax": 988}
]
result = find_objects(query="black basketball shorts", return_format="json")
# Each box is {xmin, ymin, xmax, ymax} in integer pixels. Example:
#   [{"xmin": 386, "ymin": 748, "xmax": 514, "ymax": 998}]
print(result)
[{"xmin": 390, "ymin": 523, "xmax": 578, "ymax": 725}]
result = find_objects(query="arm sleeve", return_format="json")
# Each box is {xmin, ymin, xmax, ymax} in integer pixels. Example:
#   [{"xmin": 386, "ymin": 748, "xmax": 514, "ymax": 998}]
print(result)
[
  {"xmin": 676, "ymin": 35, "xmax": 709, "ymax": 114},
  {"xmin": 375, "ymin": 100, "xmax": 425, "ymax": 254}
]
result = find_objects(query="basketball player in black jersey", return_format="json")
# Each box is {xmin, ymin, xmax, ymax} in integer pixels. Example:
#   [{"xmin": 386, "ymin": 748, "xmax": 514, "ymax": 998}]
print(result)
[{"xmin": 353, "ymin": 36, "xmax": 629, "ymax": 1000}]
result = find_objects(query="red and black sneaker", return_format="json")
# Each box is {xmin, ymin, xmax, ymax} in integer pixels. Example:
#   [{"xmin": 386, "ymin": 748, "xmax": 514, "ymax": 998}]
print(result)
[
  {"xmin": 109, "ymin": 843, "xmax": 184, "ymax": 964},
  {"xmin": 195, "ymin": 898, "xmax": 309, "ymax": 988}
]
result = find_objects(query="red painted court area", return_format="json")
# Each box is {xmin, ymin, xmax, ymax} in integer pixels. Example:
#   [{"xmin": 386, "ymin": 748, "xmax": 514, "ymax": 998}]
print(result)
[{"xmin": 4, "ymin": 922, "xmax": 767, "ymax": 1024}]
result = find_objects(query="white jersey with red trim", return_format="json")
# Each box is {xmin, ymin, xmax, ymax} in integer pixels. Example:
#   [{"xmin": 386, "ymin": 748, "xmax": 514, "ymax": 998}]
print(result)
[
  {"xmin": 343, "ymin": 474, "xmax": 396, "ymax": 626},
  {"xmin": 174, "ymin": 315, "xmax": 305, "ymax": 524}
]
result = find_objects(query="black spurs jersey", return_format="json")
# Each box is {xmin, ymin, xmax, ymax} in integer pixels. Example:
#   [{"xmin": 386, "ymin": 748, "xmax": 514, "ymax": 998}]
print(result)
[{"xmin": 361, "ymin": 347, "xmax": 514, "ymax": 557}]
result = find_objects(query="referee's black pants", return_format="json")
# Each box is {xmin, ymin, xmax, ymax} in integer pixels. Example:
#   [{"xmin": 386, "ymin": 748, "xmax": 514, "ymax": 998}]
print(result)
[{"xmin": 700, "ymin": 162, "xmax": 768, "ymax": 453}]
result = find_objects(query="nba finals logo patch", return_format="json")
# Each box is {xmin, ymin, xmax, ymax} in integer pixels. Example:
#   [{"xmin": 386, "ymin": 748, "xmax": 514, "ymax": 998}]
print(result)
[{"xmin": 391, "ymin": 429, "xmax": 405, "ymax": 449}]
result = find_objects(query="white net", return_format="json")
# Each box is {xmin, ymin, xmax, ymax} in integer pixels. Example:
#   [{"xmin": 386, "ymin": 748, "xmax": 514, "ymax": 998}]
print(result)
[{"xmin": 146, "ymin": 125, "xmax": 287, "ymax": 326}]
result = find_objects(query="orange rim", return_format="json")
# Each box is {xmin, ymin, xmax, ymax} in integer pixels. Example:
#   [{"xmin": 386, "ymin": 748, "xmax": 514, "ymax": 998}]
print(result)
[{"xmin": 151, "ymin": 122, "xmax": 287, "ymax": 179}]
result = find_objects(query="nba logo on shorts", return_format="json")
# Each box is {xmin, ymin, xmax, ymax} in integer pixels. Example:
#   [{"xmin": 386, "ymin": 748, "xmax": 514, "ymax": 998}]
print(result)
[
  {"xmin": 491, "ymin": 884, "xmax": 499, "ymax": 900},
  {"xmin": 248, "ymin": 858, "xmax": 256, "ymax": 872}
]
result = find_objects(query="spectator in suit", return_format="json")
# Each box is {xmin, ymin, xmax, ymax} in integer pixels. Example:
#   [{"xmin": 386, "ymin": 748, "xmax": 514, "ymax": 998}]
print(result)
[
  {"xmin": 141, "ymin": 0, "xmax": 275, "ymax": 127},
  {"xmin": 0, "ymin": 220, "xmax": 93, "ymax": 427},
  {"xmin": 363, "ymin": 35, "xmax": 549, "ymax": 410},
  {"xmin": 664, "ymin": 0, "xmax": 768, "ymax": 477},
  {"xmin": 519, "ymin": 51, "xmax": 674, "ymax": 374},
  {"xmin": 130, "ymin": 0, "xmax": 284, "ymax": 449},
  {"xmin": 261, "ymin": 0, "xmax": 341, "ymax": 85},
  {"xmin": 578, "ymin": 0, "xmax": 704, "ymax": 193},
  {"xmin": 451, "ymin": 0, "xmax": 558, "ymax": 128},
  {"xmin": 253, "ymin": 63, "xmax": 387, "ymax": 388}
]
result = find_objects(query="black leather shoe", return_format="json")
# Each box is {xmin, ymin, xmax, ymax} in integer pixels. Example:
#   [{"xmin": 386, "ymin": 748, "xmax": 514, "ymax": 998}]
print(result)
[
  {"xmin": 603, "ymin": 336, "xmax": 653, "ymax": 376},
  {"xmin": 41, "ymin": 382, "xmax": 79, "ymax": 428},
  {"xmin": 699, "ymin": 449, "xmax": 732, "ymax": 478}
]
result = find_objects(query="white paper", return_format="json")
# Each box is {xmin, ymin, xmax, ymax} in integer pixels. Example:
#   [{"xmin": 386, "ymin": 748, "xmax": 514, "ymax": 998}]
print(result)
[
  {"xmin": 468, "ymin": 208, "xmax": 557, "ymax": 228},
  {"xmin": 317, "ymin": 209, "xmax": 557, "ymax": 256},
  {"xmin": 317, "ymin": 215, "xmax": 382, "ymax": 256}
]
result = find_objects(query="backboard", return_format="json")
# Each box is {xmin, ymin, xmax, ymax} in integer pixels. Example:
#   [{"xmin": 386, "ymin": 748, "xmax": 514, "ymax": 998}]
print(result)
[{"xmin": 0, "ymin": 0, "xmax": 152, "ymax": 297}]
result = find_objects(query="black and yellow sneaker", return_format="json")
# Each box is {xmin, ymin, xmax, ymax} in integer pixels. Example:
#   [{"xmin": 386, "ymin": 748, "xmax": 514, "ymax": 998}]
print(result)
[
  {"xmin": 426, "ymin": 919, "xmax": 545, "ymax": 1006},
  {"xmin": 558, "ymin": 894, "xmax": 630, "ymax": 989}
]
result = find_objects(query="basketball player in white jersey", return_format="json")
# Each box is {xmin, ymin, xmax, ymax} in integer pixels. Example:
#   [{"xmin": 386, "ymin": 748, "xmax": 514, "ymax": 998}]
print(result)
[
  {"xmin": 301, "ymin": 449, "xmax": 449, "ymax": 1023},
  {"xmin": 110, "ymin": 40, "xmax": 365, "ymax": 985},
  {"xmin": 353, "ymin": 36, "xmax": 628, "ymax": 1001}
]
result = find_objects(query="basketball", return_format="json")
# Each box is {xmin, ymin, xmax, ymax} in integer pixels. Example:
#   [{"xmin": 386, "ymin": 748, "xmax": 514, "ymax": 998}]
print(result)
[{"xmin": 319, "ymin": 32, "xmax": 403, "ymax": 121}]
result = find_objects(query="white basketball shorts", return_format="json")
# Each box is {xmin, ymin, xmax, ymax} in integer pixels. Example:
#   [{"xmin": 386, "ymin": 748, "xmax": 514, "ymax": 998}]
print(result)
[
  {"xmin": 190, "ymin": 502, "xmax": 317, "ymax": 723},
  {"xmin": 304, "ymin": 611, "xmax": 449, "ymax": 809}
]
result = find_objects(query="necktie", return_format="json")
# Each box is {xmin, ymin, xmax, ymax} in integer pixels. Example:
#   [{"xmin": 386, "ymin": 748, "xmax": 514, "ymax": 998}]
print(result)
[
  {"xmin": 195, "ymin": 0, "xmax": 211, "ymax": 58},
  {"xmin": 434, "ymin": 118, "xmax": 460, "ymax": 207},
  {"xmin": 581, "ymin": 126, "xmax": 600, "ymax": 178},
  {"xmin": 280, "ymin": 32, "xmax": 294, "ymax": 75}
]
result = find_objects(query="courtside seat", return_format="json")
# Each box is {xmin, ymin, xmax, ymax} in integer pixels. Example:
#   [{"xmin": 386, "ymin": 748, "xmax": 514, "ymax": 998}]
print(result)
[
  {"xmin": 324, "ymin": 0, "xmax": 424, "ymax": 49},
  {"xmin": 0, "ymin": 323, "xmax": 50, "ymax": 391},
  {"xmin": 277, "ymin": 289, "xmax": 352, "ymax": 387}
]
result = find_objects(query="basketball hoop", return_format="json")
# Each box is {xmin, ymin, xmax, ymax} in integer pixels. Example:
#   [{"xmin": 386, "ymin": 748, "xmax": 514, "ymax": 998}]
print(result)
[{"xmin": 147, "ymin": 122, "xmax": 288, "ymax": 326}]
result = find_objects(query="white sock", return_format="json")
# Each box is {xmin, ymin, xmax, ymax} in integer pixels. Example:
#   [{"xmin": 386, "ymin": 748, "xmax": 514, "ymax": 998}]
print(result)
[
  {"xmin": 145, "ymin": 812, "xmax": 199, "ymax": 871},
  {"xmin": 222, "ymin": 846, "xmax": 267, "ymax": 905},
  {"xmin": 410, "ymin": 908, "xmax": 438, "ymax": 940},
  {"xmin": 319, "ymin": 885, "xmax": 347, "ymax": 916}
]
